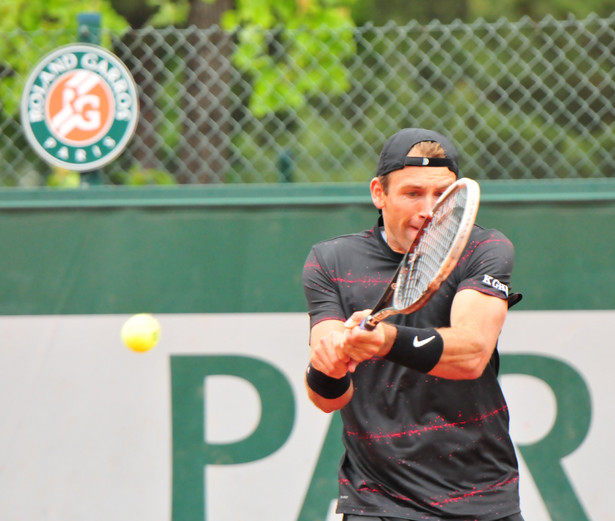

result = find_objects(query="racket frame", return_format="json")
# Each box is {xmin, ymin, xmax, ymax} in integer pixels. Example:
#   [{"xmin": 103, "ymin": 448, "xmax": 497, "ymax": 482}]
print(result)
[{"xmin": 361, "ymin": 177, "xmax": 480, "ymax": 330}]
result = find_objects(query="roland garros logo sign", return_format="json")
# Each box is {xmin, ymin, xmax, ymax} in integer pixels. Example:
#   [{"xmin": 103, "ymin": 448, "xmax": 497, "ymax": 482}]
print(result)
[{"xmin": 21, "ymin": 44, "xmax": 139, "ymax": 171}]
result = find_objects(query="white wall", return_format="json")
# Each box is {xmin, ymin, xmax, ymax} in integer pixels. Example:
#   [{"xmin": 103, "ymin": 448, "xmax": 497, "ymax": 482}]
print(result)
[{"xmin": 0, "ymin": 312, "xmax": 611, "ymax": 521}]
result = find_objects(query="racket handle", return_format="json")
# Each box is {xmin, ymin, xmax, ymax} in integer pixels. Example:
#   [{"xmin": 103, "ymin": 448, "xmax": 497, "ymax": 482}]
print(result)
[{"xmin": 360, "ymin": 316, "xmax": 377, "ymax": 331}]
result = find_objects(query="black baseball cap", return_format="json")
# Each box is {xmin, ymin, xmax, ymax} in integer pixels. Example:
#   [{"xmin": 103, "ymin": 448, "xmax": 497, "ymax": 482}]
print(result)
[{"xmin": 376, "ymin": 128, "xmax": 459, "ymax": 177}]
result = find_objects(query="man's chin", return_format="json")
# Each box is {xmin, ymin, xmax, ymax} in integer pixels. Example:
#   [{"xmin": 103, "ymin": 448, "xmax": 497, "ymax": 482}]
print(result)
[
  {"xmin": 404, "ymin": 231, "xmax": 419, "ymax": 249},
  {"xmin": 396, "ymin": 239, "xmax": 414, "ymax": 253}
]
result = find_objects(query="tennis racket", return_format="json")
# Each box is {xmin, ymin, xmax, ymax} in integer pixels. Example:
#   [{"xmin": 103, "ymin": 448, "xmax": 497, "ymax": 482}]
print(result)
[{"xmin": 361, "ymin": 177, "xmax": 480, "ymax": 331}]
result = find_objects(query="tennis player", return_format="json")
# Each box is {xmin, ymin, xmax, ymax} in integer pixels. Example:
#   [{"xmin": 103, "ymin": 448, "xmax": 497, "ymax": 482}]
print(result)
[{"xmin": 303, "ymin": 128, "xmax": 524, "ymax": 521}]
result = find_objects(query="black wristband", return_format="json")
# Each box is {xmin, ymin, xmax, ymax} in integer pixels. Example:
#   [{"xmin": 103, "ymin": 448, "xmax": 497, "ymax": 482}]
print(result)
[
  {"xmin": 384, "ymin": 326, "xmax": 444, "ymax": 373},
  {"xmin": 306, "ymin": 363, "xmax": 351, "ymax": 399}
]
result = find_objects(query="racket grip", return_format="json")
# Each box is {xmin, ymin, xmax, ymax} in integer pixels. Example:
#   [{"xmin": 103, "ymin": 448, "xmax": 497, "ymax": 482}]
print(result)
[{"xmin": 360, "ymin": 316, "xmax": 377, "ymax": 331}]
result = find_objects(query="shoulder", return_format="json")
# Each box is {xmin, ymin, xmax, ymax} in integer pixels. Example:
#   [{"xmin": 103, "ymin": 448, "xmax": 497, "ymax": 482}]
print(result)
[
  {"xmin": 304, "ymin": 227, "xmax": 376, "ymax": 278},
  {"xmin": 309, "ymin": 227, "xmax": 378, "ymax": 260},
  {"xmin": 312, "ymin": 227, "xmax": 376, "ymax": 249},
  {"xmin": 470, "ymin": 224, "xmax": 513, "ymax": 243},
  {"xmin": 457, "ymin": 224, "xmax": 519, "ymax": 301},
  {"xmin": 467, "ymin": 224, "xmax": 516, "ymax": 257}
]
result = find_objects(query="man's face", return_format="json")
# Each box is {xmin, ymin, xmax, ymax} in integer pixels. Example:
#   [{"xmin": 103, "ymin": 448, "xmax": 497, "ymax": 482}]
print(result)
[{"xmin": 370, "ymin": 166, "xmax": 457, "ymax": 253}]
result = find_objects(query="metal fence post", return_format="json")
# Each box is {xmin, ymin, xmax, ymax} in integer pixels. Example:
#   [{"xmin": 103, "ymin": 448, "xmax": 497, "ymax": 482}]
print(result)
[{"xmin": 77, "ymin": 12, "xmax": 101, "ymax": 44}]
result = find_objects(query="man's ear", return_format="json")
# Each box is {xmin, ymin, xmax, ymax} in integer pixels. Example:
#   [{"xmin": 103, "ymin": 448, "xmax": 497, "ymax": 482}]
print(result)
[{"xmin": 370, "ymin": 177, "xmax": 385, "ymax": 210}]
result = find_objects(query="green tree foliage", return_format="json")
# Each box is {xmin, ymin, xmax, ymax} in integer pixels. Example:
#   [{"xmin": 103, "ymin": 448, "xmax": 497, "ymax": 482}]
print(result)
[
  {"xmin": 467, "ymin": 0, "xmax": 615, "ymax": 21},
  {"xmin": 0, "ymin": 0, "xmax": 356, "ymax": 119},
  {"xmin": 222, "ymin": 0, "xmax": 357, "ymax": 116},
  {"xmin": 0, "ymin": 0, "xmax": 127, "ymax": 115},
  {"xmin": 351, "ymin": 0, "xmax": 467, "ymax": 25},
  {"xmin": 107, "ymin": 0, "xmax": 189, "ymax": 28},
  {"xmin": 0, "ymin": 0, "xmax": 126, "ymax": 33},
  {"xmin": 351, "ymin": 0, "xmax": 615, "ymax": 25}
]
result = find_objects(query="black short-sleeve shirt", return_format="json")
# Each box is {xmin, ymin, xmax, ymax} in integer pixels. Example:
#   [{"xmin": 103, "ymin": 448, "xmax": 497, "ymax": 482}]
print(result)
[{"xmin": 303, "ymin": 221, "xmax": 522, "ymax": 521}]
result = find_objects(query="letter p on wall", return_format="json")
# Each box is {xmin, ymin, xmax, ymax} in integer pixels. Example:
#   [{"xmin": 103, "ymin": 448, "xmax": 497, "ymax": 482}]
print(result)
[{"xmin": 171, "ymin": 355, "xmax": 295, "ymax": 521}]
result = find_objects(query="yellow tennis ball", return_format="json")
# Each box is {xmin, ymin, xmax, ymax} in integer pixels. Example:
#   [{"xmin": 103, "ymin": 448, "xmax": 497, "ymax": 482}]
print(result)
[{"xmin": 121, "ymin": 313, "xmax": 160, "ymax": 352}]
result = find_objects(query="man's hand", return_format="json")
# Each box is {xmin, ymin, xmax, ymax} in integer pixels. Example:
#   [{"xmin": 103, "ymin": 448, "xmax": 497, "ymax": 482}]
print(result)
[
  {"xmin": 310, "ymin": 327, "xmax": 352, "ymax": 379},
  {"xmin": 342, "ymin": 310, "xmax": 395, "ymax": 371}
]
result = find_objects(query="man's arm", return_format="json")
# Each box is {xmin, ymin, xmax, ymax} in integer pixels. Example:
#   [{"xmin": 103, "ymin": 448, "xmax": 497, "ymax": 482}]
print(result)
[
  {"xmin": 342, "ymin": 288, "xmax": 508, "ymax": 380},
  {"xmin": 430, "ymin": 289, "xmax": 508, "ymax": 379},
  {"xmin": 305, "ymin": 319, "xmax": 354, "ymax": 412}
]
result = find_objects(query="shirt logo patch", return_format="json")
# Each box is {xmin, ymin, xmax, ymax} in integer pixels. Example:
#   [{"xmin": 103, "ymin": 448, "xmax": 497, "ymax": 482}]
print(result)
[{"xmin": 481, "ymin": 274, "xmax": 509, "ymax": 296}]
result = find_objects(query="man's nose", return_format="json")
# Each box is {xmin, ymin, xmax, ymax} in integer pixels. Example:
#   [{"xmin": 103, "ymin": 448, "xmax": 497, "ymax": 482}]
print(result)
[{"xmin": 417, "ymin": 195, "xmax": 437, "ymax": 219}]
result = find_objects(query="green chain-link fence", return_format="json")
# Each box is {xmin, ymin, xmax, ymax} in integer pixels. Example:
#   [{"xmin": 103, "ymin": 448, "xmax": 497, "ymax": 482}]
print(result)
[{"xmin": 2, "ymin": 13, "xmax": 615, "ymax": 187}]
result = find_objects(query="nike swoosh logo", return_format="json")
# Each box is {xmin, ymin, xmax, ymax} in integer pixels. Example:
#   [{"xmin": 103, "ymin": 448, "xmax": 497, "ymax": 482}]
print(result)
[{"xmin": 413, "ymin": 335, "xmax": 435, "ymax": 348}]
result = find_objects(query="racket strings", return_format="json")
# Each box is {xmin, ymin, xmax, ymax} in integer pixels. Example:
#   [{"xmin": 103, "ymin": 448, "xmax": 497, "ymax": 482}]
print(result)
[{"xmin": 394, "ymin": 190, "xmax": 467, "ymax": 309}]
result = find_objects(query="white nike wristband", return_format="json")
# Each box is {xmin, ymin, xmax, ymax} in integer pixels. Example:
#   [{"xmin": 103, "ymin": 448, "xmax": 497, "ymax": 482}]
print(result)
[{"xmin": 384, "ymin": 326, "xmax": 443, "ymax": 373}]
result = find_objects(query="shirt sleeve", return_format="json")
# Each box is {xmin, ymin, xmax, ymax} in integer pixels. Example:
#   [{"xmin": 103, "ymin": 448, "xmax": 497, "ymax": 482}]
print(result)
[
  {"xmin": 457, "ymin": 229, "xmax": 519, "ymax": 304},
  {"xmin": 302, "ymin": 246, "xmax": 345, "ymax": 327}
]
